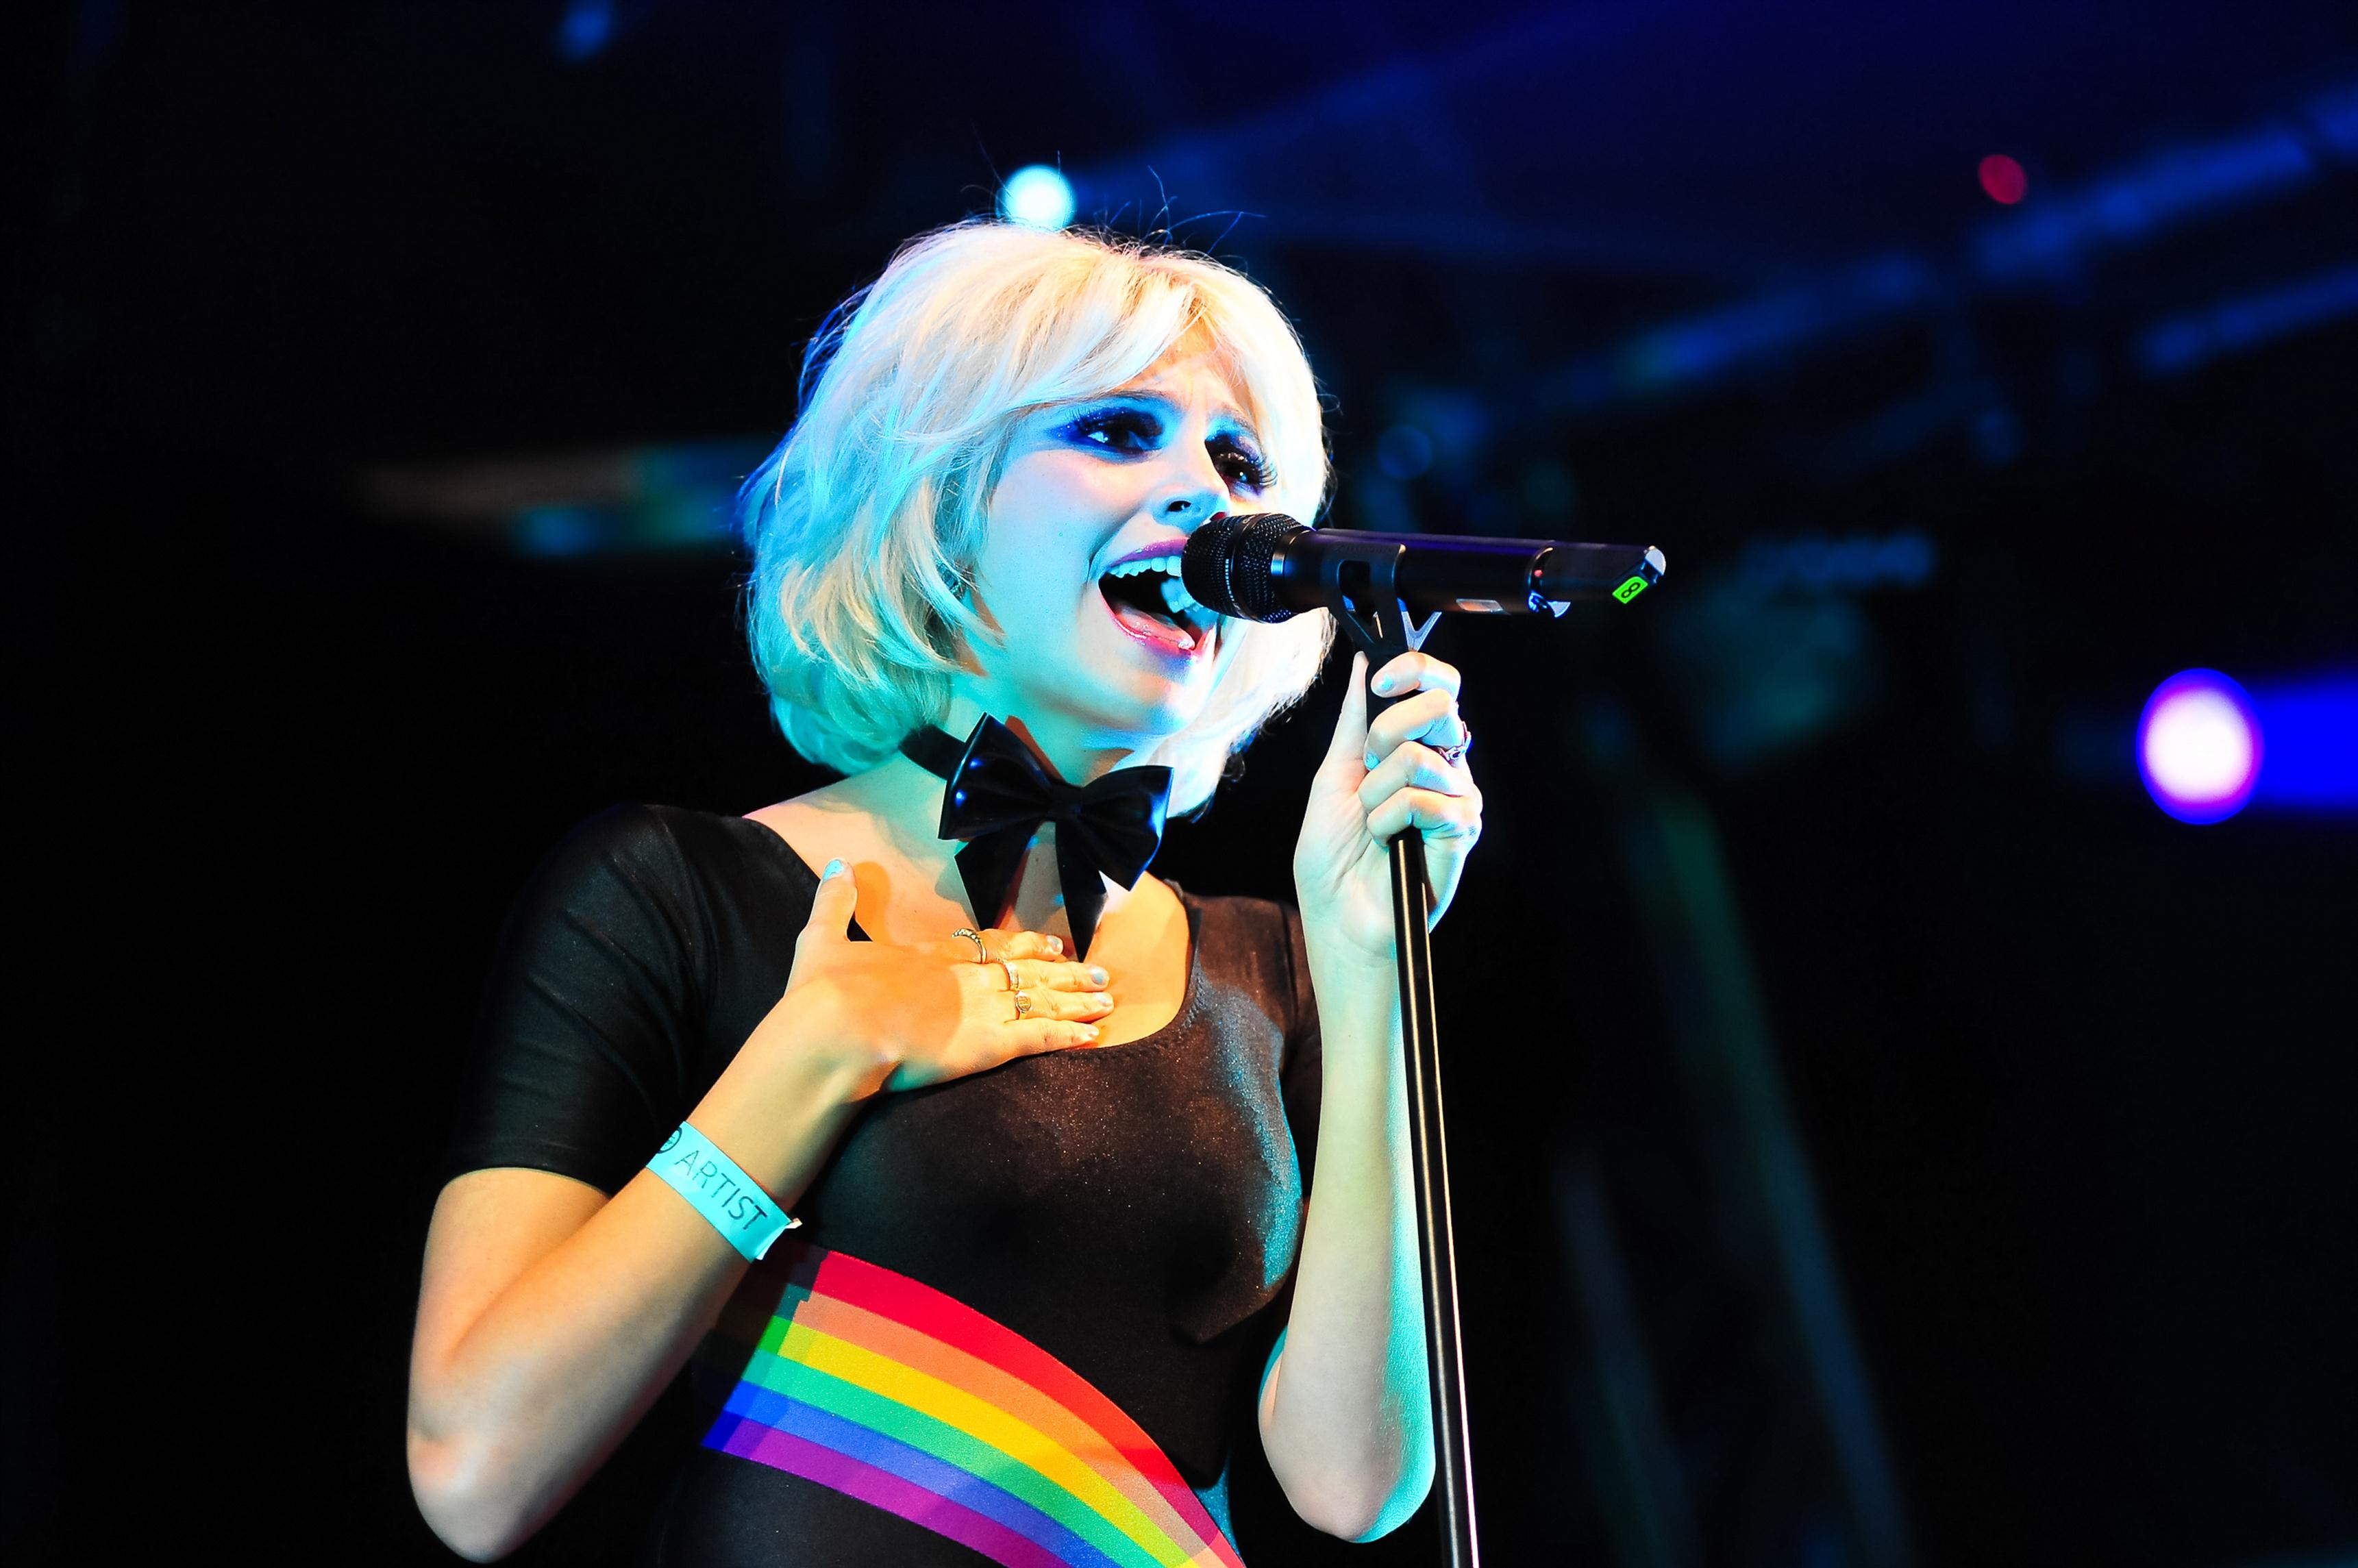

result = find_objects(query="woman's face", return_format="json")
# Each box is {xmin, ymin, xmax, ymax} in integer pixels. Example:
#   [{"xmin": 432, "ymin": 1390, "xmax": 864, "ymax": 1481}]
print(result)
[{"xmin": 960, "ymin": 346, "xmax": 1278, "ymax": 767}]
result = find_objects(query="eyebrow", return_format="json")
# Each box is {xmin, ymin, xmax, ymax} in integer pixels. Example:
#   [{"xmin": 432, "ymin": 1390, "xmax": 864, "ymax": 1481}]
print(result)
[
  {"xmin": 1212, "ymin": 410, "xmax": 1265, "ymax": 449},
  {"xmin": 1089, "ymin": 387, "xmax": 1264, "ymax": 449}
]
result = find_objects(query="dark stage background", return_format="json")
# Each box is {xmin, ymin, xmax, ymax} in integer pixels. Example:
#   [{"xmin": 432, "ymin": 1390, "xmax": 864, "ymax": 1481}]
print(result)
[{"xmin": 11, "ymin": 3, "xmax": 2358, "ymax": 1565}]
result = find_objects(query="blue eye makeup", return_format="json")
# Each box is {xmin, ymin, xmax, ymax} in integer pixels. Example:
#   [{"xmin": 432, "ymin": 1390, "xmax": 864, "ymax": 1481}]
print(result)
[
  {"xmin": 1208, "ymin": 432, "xmax": 1275, "ymax": 495},
  {"xmin": 1055, "ymin": 402, "xmax": 1275, "ymax": 495},
  {"xmin": 1058, "ymin": 406, "xmax": 1164, "ymax": 453}
]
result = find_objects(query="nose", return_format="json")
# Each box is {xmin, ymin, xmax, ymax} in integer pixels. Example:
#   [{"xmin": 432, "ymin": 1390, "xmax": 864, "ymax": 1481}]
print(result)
[{"xmin": 1145, "ymin": 443, "xmax": 1230, "ymax": 530}]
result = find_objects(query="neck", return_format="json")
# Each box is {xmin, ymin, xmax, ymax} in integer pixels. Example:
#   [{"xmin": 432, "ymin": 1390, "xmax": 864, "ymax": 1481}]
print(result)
[{"xmin": 939, "ymin": 694, "xmax": 1156, "ymax": 786}]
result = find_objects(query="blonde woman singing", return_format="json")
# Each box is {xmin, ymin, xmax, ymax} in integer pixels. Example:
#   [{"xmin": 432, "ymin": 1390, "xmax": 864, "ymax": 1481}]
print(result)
[{"xmin": 408, "ymin": 221, "xmax": 1482, "ymax": 1566}]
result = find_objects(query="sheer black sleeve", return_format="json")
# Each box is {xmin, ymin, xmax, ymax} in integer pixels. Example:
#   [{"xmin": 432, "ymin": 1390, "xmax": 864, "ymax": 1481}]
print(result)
[{"xmin": 444, "ymin": 805, "xmax": 708, "ymax": 1196}]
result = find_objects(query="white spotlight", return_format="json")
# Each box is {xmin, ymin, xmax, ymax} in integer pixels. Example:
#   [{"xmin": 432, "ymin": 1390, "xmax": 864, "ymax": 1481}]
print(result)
[
  {"xmin": 2138, "ymin": 669, "xmax": 2263, "ymax": 823},
  {"xmin": 1000, "ymin": 166, "xmax": 1076, "ymax": 230}
]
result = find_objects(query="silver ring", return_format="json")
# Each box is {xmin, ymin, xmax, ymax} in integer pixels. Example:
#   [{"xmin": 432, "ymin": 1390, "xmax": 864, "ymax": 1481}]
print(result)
[
  {"xmin": 1435, "ymin": 723, "xmax": 1472, "ymax": 769},
  {"xmin": 1011, "ymin": 990, "xmax": 1033, "ymax": 1019},
  {"xmin": 953, "ymin": 927, "xmax": 988, "ymax": 964},
  {"xmin": 996, "ymin": 958, "xmax": 1021, "ymax": 992}
]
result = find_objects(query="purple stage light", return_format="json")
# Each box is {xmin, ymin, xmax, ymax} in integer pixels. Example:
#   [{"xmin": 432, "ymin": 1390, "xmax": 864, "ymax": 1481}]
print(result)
[{"xmin": 2138, "ymin": 669, "xmax": 2263, "ymax": 823}]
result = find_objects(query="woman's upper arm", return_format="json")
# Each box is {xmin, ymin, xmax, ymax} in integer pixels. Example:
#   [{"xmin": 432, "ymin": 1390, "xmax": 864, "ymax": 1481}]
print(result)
[
  {"xmin": 412, "ymin": 809, "xmax": 697, "ymax": 1387},
  {"xmin": 411, "ymin": 1169, "xmax": 608, "ymax": 1386},
  {"xmin": 447, "ymin": 806, "xmax": 704, "ymax": 1198}
]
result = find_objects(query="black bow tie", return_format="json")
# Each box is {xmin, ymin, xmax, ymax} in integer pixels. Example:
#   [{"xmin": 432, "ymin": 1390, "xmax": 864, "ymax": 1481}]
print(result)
[{"xmin": 898, "ymin": 717, "xmax": 1171, "ymax": 959}]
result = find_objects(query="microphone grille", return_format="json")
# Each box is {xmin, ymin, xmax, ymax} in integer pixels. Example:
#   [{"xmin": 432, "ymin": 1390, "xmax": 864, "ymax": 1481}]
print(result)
[{"xmin": 1182, "ymin": 512, "xmax": 1302, "ymax": 623}]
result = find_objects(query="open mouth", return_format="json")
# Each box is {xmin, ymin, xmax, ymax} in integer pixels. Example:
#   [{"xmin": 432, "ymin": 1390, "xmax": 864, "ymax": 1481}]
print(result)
[{"xmin": 1097, "ymin": 545, "xmax": 1216, "ymax": 658}]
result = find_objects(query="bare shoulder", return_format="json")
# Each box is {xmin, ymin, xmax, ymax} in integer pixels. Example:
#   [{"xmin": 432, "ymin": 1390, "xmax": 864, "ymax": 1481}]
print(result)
[
  {"xmin": 746, "ymin": 759, "xmax": 969, "ymax": 942},
  {"xmin": 747, "ymin": 765, "xmax": 885, "ymax": 824},
  {"xmin": 745, "ymin": 767, "xmax": 909, "ymax": 868}
]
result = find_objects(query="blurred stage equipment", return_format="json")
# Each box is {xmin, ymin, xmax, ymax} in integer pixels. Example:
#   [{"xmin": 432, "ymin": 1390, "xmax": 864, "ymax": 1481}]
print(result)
[
  {"xmin": 1642, "ymin": 530, "xmax": 1937, "ymax": 780},
  {"xmin": 1519, "ymin": 77, "xmax": 2358, "ymax": 419},
  {"xmin": 2138, "ymin": 262, "xmax": 2358, "ymax": 377},
  {"xmin": 361, "ymin": 438, "xmax": 769, "ymax": 556},
  {"xmin": 1561, "ymin": 697, "xmax": 1918, "ymax": 1568},
  {"xmin": 1185, "ymin": 514, "xmax": 1666, "ymax": 1568}
]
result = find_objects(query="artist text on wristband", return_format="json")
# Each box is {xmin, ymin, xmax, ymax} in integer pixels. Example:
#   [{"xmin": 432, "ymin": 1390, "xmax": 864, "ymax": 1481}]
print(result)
[{"xmin": 649, "ymin": 1123, "xmax": 800, "ymax": 1261}]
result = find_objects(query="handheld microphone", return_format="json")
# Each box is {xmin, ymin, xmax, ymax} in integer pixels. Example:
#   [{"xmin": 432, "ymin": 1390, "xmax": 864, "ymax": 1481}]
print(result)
[{"xmin": 1180, "ymin": 512, "xmax": 1666, "ymax": 625}]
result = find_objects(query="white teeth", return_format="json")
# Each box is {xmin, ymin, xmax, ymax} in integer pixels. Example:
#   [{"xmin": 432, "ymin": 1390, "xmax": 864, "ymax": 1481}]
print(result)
[
  {"xmin": 1104, "ymin": 551, "xmax": 1182, "ymax": 579},
  {"xmin": 1160, "ymin": 577, "xmax": 1200, "ymax": 614}
]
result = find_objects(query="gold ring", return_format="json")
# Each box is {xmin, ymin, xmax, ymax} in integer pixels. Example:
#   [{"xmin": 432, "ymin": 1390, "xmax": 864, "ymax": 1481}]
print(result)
[
  {"xmin": 1011, "ymin": 991, "xmax": 1032, "ymax": 1019},
  {"xmin": 953, "ymin": 927, "xmax": 987, "ymax": 963}
]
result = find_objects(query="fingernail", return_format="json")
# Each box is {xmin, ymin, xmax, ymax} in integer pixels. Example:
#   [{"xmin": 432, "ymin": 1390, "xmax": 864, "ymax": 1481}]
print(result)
[
  {"xmin": 1045, "ymin": 936, "xmax": 1063, "ymax": 955},
  {"xmin": 821, "ymin": 858, "xmax": 846, "ymax": 880},
  {"xmin": 1372, "ymin": 672, "xmax": 1396, "ymax": 693},
  {"xmin": 1078, "ymin": 1023, "xmax": 1101, "ymax": 1042},
  {"xmin": 1365, "ymin": 753, "xmax": 1381, "ymax": 771},
  {"xmin": 1091, "ymin": 994, "xmax": 1114, "ymax": 1009},
  {"xmin": 1088, "ymin": 966, "xmax": 1110, "ymax": 986}
]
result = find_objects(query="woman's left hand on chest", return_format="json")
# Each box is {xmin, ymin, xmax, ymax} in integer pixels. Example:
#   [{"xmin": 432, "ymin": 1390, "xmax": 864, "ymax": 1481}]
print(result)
[{"xmin": 1293, "ymin": 651, "xmax": 1483, "ymax": 964}]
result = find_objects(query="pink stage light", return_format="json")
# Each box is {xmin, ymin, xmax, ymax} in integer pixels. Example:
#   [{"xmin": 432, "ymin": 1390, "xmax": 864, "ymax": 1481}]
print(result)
[
  {"xmin": 2138, "ymin": 669, "xmax": 2263, "ymax": 823},
  {"xmin": 1978, "ymin": 154, "xmax": 2028, "ymax": 206}
]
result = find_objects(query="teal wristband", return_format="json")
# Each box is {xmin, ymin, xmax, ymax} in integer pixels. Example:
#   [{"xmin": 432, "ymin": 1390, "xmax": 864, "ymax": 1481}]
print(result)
[{"xmin": 648, "ymin": 1123, "xmax": 799, "ymax": 1261}]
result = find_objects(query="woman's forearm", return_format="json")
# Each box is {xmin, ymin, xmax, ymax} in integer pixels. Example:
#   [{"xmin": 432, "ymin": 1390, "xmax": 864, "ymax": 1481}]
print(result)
[
  {"xmin": 1258, "ymin": 938, "xmax": 1435, "ymax": 1541},
  {"xmin": 407, "ymin": 1001, "xmax": 876, "ymax": 1560}
]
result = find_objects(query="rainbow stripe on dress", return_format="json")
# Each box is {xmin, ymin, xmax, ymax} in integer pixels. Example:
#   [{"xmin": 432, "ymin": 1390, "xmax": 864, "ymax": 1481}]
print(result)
[{"xmin": 697, "ymin": 1241, "xmax": 1248, "ymax": 1568}]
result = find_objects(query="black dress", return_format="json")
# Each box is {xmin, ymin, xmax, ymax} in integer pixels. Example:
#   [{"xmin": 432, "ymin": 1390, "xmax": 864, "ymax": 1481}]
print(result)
[{"xmin": 446, "ymin": 806, "xmax": 1324, "ymax": 1565}]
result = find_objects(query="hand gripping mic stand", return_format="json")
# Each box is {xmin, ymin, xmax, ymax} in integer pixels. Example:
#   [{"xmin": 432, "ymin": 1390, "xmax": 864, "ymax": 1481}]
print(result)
[
  {"xmin": 1184, "ymin": 516, "xmax": 1663, "ymax": 1568},
  {"xmin": 1315, "ymin": 543, "xmax": 1478, "ymax": 1567}
]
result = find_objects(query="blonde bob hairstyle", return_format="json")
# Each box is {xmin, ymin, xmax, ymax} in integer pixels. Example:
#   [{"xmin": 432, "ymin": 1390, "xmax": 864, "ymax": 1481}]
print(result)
[{"xmin": 741, "ymin": 220, "xmax": 1334, "ymax": 813}]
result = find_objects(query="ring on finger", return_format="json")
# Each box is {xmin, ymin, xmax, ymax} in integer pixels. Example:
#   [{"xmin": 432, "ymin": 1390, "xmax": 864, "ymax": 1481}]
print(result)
[
  {"xmin": 1011, "ymin": 990, "xmax": 1032, "ymax": 1019},
  {"xmin": 952, "ymin": 927, "xmax": 988, "ymax": 964},
  {"xmin": 996, "ymin": 958, "xmax": 1021, "ymax": 992},
  {"xmin": 1435, "ymin": 723, "xmax": 1472, "ymax": 769}
]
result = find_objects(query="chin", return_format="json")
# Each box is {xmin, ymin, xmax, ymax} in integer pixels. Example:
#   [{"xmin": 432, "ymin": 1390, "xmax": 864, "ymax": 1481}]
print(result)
[
  {"xmin": 1088, "ymin": 673, "xmax": 1215, "ymax": 747},
  {"xmin": 984, "ymin": 588, "xmax": 1224, "ymax": 756},
  {"xmin": 1043, "ymin": 634, "xmax": 1218, "ymax": 749},
  {"xmin": 1104, "ymin": 632, "xmax": 1224, "ymax": 728}
]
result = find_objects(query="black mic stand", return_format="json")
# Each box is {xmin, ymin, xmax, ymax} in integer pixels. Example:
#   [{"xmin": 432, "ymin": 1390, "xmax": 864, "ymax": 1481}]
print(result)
[{"xmin": 1315, "ymin": 538, "xmax": 1478, "ymax": 1568}]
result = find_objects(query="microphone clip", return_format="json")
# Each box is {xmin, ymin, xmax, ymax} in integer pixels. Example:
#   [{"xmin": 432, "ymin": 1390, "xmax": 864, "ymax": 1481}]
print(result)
[{"xmin": 1317, "ymin": 536, "xmax": 1441, "ymax": 673}]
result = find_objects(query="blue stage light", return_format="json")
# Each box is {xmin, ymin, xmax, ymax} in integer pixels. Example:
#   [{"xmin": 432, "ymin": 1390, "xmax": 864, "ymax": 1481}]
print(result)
[
  {"xmin": 1000, "ymin": 166, "xmax": 1076, "ymax": 230},
  {"xmin": 2139, "ymin": 669, "xmax": 2261, "ymax": 823},
  {"xmin": 1735, "ymin": 530, "xmax": 1937, "ymax": 593},
  {"xmin": 2250, "ymin": 674, "xmax": 2358, "ymax": 810},
  {"xmin": 1376, "ymin": 425, "xmax": 1434, "ymax": 480},
  {"xmin": 556, "ymin": 0, "xmax": 612, "ymax": 62}
]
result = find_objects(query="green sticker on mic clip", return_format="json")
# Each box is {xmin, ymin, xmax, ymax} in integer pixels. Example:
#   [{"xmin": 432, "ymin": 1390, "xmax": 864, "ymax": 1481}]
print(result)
[{"xmin": 1612, "ymin": 575, "xmax": 1650, "ymax": 603}]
